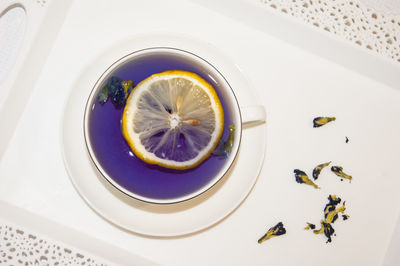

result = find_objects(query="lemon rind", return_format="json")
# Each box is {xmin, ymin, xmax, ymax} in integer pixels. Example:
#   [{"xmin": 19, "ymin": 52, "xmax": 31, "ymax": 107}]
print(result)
[{"xmin": 122, "ymin": 70, "xmax": 224, "ymax": 170}]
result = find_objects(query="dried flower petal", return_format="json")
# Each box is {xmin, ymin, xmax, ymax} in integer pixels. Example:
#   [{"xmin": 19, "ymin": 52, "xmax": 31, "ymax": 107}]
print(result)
[
  {"xmin": 258, "ymin": 222, "xmax": 286, "ymax": 244},
  {"xmin": 313, "ymin": 117, "xmax": 336, "ymax": 128}
]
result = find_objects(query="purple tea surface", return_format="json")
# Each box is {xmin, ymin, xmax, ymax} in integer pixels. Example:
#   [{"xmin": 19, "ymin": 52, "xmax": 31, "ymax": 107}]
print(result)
[{"xmin": 87, "ymin": 50, "xmax": 234, "ymax": 201}]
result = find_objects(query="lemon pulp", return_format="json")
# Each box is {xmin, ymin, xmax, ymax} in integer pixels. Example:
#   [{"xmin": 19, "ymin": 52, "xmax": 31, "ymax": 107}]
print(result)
[{"xmin": 122, "ymin": 70, "xmax": 224, "ymax": 170}]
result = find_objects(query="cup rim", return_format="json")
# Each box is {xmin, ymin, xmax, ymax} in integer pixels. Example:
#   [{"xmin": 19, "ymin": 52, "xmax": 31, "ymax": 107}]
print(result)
[{"xmin": 83, "ymin": 46, "xmax": 242, "ymax": 204}]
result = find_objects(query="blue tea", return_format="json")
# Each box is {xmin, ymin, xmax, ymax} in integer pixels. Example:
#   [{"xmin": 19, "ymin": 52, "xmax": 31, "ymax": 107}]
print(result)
[{"xmin": 86, "ymin": 48, "xmax": 235, "ymax": 202}]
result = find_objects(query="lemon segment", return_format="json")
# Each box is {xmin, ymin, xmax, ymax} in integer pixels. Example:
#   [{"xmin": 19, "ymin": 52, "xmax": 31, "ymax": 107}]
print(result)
[{"xmin": 122, "ymin": 70, "xmax": 224, "ymax": 170}]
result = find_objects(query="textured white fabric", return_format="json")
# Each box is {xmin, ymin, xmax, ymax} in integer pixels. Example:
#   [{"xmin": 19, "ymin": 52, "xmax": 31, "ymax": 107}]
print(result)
[
  {"xmin": 260, "ymin": 0, "xmax": 400, "ymax": 63},
  {"xmin": 360, "ymin": 0, "xmax": 400, "ymax": 14},
  {"xmin": 0, "ymin": 222, "xmax": 107, "ymax": 265}
]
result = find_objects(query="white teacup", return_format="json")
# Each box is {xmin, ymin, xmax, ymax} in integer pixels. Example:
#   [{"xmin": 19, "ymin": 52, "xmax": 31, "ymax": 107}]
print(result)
[{"xmin": 84, "ymin": 47, "xmax": 266, "ymax": 204}]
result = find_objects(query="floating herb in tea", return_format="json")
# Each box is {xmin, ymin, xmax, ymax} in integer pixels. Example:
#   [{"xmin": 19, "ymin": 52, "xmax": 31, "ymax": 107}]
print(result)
[
  {"xmin": 313, "ymin": 117, "xmax": 336, "ymax": 128},
  {"xmin": 213, "ymin": 124, "xmax": 235, "ymax": 159},
  {"xmin": 258, "ymin": 222, "xmax": 286, "ymax": 244},
  {"xmin": 97, "ymin": 83, "xmax": 109, "ymax": 105},
  {"xmin": 108, "ymin": 76, "xmax": 125, "ymax": 107},
  {"xmin": 294, "ymin": 169, "xmax": 320, "ymax": 189},
  {"xmin": 121, "ymin": 80, "xmax": 134, "ymax": 96},
  {"xmin": 312, "ymin": 161, "xmax": 331, "ymax": 180},
  {"xmin": 97, "ymin": 76, "xmax": 134, "ymax": 108}
]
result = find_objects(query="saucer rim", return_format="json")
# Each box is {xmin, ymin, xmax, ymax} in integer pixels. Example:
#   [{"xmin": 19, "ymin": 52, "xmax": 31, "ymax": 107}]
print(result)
[{"xmin": 61, "ymin": 32, "xmax": 267, "ymax": 237}]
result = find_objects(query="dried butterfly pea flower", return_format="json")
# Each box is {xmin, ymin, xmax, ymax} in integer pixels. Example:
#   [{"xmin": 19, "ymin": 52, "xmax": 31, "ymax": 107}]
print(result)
[
  {"xmin": 306, "ymin": 195, "xmax": 349, "ymax": 243},
  {"xmin": 212, "ymin": 124, "xmax": 235, "ymax": 159},
  {"xmin": 313, "ymin": 221, "xmax": 335, "ymax": 243},
  {"xmin": 107, "ymin": 76, "xmax": 125, "ymax": 107},
  {"xmin": 98, "ymin": 76, "xmax": 134, "ymax": 108},
  {"xmin": 313, "ymin": 117, "xmax": 336, "ymax": 128},
  {"xmin": 304, "ymin": 223, "xmax": 316, "ymax": 230},
  {"xmin": 294, "ymin": 169, "xmax": 320, "ymax": 189},
  {"xmin": 327, "ymin": 194, "xmax": 341, "ymax": 206},
  {"xmin": 258, "ymin": 222, "xmax": 286, "ymax": 244},
  {"xmin": 97, "ymin": 83, "xmax": 109, "ymax": 104},
  {"xmin": 325, "ymin": 202, "xmax": 346, "ymax": 224},
  {"xmin": 331, "ymin": 166, "xmax": 352, "ymax": 182},
  {"xmin": 312, "ymin": 161, "xmax": 331, "ymax": 180},
  {"xmin": 121, "ymin": 80, "xmax": 134, "ymax": 96}
]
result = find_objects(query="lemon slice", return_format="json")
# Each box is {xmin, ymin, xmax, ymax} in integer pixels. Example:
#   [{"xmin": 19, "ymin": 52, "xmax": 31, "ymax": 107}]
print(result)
[{"xmin": 122, "ymin": 70, "xmax": 224, "ymax": 170}]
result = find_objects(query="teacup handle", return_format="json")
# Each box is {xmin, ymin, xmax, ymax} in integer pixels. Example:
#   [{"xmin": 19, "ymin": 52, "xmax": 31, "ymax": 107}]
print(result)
[{"xmin": 240, "ymin": 105, "xmax": 266, "ymax": 126}]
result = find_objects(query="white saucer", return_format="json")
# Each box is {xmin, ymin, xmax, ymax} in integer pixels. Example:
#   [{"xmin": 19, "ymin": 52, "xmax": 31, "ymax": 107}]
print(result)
[{"xmin": 61, "ymin": 33, "xmax": 266, "ymax": 237}]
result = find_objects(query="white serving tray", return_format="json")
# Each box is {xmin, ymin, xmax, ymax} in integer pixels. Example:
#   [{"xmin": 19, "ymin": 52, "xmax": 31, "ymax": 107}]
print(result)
[
  {"xmin": 0, "ymin": 0, "xmax": 72, "ymax": 158},
  {"xmin": 1, "ymin": 0, "xmax": 400, "ymax": 265}
]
